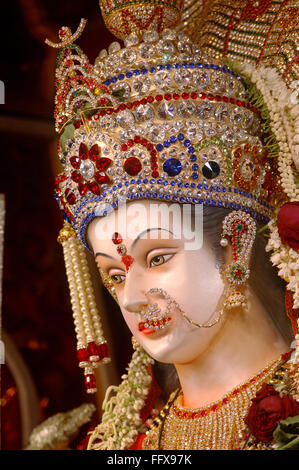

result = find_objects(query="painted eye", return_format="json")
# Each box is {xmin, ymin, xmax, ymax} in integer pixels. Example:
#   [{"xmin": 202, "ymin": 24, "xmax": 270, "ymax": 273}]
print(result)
[
  {"xmin": 149, "ymin": 254, "xmax": 173, "ymax": 267},
  {"xmin": 110, "ymin": 274, "xmax": 125, "ymax": 284}
]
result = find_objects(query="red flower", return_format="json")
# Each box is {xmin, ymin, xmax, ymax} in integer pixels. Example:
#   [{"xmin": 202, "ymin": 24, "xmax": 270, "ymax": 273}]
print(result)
[
  {"xmin": 245, "ymin": 383, "xmax": 299, "ymax": 443},
  {"xmin": 69, "ymin": 142, "xmax": 112, "ymax": 196},
  {"xmin": 277, "ymin": 201, "xmax": 299, "ymax": 251}
]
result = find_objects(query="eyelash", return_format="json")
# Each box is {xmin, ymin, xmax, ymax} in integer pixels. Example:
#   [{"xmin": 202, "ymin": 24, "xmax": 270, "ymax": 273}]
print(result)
[{"xmin": 110, "ymin": 253, "xmax": 174, "ymax": 285}]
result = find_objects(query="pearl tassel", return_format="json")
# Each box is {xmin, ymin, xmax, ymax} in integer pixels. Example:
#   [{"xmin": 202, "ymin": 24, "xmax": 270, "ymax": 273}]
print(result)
[{"xmin": 58, "ymin": 222, "xmax": 110, "ymax": 394}]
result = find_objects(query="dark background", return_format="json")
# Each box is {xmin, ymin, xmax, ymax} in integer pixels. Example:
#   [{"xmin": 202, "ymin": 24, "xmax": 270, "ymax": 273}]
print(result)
[{"xmin": 0, "ymin": 0, "xmax": 132, "ymax": 449}]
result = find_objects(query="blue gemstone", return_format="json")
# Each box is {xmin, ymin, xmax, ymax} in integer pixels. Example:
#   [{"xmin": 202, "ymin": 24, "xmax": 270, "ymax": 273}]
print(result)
[
  {"xmin": 178, "ymin": 133, "xmax": 184, "ymax": 141},
  {"xmin": 163, "ymin": 158, "xmax": 182, "ymax": 176},
  {"xmin": 190, "ymin": 183, "xmax": 196, "ymax": 188},
  {"xmin": 104, "ymin": 79, "xmax": 111, "ymax": 86},
  {"xmin": 126, "ymin": 72, "xmax": 133, "ymax": 78},
  {"xmin": 143, "ymin": 178, "xmax": 148, "ymax": 183},
  {"xmin": 153, "ymin": 193, "xmax": 157, "ymax": 198},
  {"xmin": 156, "ymin": 144, "xmax": 163, "ymax": 151},
  {"xmin": 174, "ymin": 63, "xmax": 180, "ymax": 69},
  {"xmin": 204, "ymin": 64, "xmax": 210, "ymax": 69},
  {"xmin": 124, "ymin": 181, "xmax": 129, "ymax": 186},
  {"xmin": 111, "ymin": 76, "xmax": 117, "ymax": 83},
  {"xmin": 133, "ymin": 69, "xmax": 140, "ymax": 75},
  {"xmin": 141, "ymin": 68, "xmax": 148, "ymax": 74},
  {"xmin": 130, "ymin": 179, "xmax": 135, "ymax": 184},
  {"xmin": 170, "ymin": 181, "xmax": 176, "ymax": 186},
  {"xmin": 191, "ymin": 173, "xmax": 198, "ymax": 179},
  {"xmin": 166, "ymin": 64, "xmax": 172, "ymax": 70},
  {"xmin": 163, "ymin": 140, "xmax": 170, "ymax": 148},
  {"xmin": 150, "ymin": 67, "xmax": 156, "ymax": 73},
  {"xmin": 192, "ymin": 164, "xmax": 199, "ymax": 171},
  {"xmin": 180, "ymin": 197, "xmax": 185, "ymax": 202},
  {"xmin": 177, "ymin": 182, "xmax": 182, "ymax": 188},
  {"xmin": 196, "ymin": 63, "xmax": 203, "ymax": 68},
  {"xmin": 192, "ymin": 198, "xmax": 198, "ymax": 203},
  {"xmin": 184, "ymin": 140, "xmax": 191, "ymax": 147},
  {"xmin": 170, "ymin": 135, "xmax": 177, "ymax": 143},
  {"xmin": 190, "ymin": 155, "xmax": 197, "ymax": 162},
  {"xmin": 165, "ymin": 195, "xmax": 171, "ymax": 200},
  {"xmin": 184, "ymin": 183, "xmax": 189, "ymax": 187},
  {"xmin": 112, "ymin": 185, "xmax": 117, "ymax": 190},
  {"xmin": 118, "ymin": 74, "xmax": 125, "ymax": 80},
  {"xmin": 150, "ymin": 179, "xmax": 155, "ymax": 184},
  {"xmin": 118, "ymin": 182, "xmax": 122, "ymax": 187},
  {"xmin": 146, "ymin": 192, "xmax": 151, "ymax": 197},
  {"xmin": 188, "ymin": 147, "xmax": 195, "ymax": 154},
  {"xmin": 158, "ymin": 65, "xmax": 165, "ymax": 70}
]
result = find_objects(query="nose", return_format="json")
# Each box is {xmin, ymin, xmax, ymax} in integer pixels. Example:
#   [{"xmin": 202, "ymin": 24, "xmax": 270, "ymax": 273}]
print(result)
[{"xmin": 121, "ymin": 269, "xmax": 148, "ymax": 314}]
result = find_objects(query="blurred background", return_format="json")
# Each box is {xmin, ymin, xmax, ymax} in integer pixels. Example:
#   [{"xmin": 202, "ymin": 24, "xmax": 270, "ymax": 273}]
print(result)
[{"xmin": 0, "ymin": 0, "xmax": 133, "ymax": 449}]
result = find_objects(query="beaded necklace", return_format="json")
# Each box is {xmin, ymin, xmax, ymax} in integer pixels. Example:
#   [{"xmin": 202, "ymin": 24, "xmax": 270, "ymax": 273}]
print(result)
[{"xmin": 142, "ymin": 355, "xmax": 284, "ymax": 450}]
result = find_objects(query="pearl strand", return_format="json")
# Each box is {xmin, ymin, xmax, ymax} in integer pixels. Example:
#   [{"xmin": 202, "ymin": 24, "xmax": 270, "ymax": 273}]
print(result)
[
  {"xmin": 62, "ymin": 238, "xmax": 87, "ymax": 348},
  {"xmin": 76, "ymin": 242, "xmax": 109, "ymax": 352}
]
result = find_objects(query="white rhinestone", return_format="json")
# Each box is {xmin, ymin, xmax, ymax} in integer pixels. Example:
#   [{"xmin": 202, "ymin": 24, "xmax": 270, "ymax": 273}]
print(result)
[
  {"xmin": 80, "ymin": 160, "xmax": 95, "ymax": 180},
  {"xmin": 116, "ymin": 110, "xmax": 135, "ymax": 128},
  {"xmin": 138, "ymin": 42, "xmax": 156, "ymax": 58},
  {"xmin": 120, "ymin": 48, "xmax": 137, "ymax": 64},
  {"xmin": 157, "ymin": 102, "xmax": 176, "ymax": 120},
  {"xmin": 135, "ymin": 104, "xmax": 154, "ymax": 122},
  {"xmin": 133, "ymin": 76, "xmax": 151, "ymax": 94},
  {"xmin": 154, "ymin": 70, "xmax": 172, "ymax": 91}
]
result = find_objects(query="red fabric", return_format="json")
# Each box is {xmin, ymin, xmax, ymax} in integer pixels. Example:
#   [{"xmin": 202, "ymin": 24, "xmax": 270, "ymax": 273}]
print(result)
[{"xmin": 129, "ymin": 433, "xmax": 146, "ymax": 450}]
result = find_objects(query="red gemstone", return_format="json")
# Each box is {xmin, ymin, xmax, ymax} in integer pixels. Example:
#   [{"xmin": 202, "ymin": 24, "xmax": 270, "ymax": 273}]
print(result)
[
  {"xmin": 112, "ymin": 232, "xmax": 122, "ymax": 244},
  {"xmin": 65, "ymin": 188, "xmax": 76, "ymax": 205},
  {"xmin": 223, "ymin": 96, "xmax": 229, "ymax": 102},
  {"xmin": 71, "ymin": 170, "xmax": 82, "ymax": 183},
  {"xmin": 127, "ymin": 139, "xmax": 134, "ymax": 147},
  {"xmin": 207, "ymin": 93, "xmax": 214, "ymax": 101},
  {"xmin": 121, "ymin": 144, "xmax": 128, "ymax": 151},
  {"xmin": 134, "ymin": 135, "xmax": 141, "ymax": 143},
  {"xmin": 222, "ymin": 397, "xmax": 228, "ymax": 404},
  {"xmin": 85, "ymin": 374, "xmax": 96, "ymax": 390},
  {"xmin": 164, "ymin": 93, "xmax": 172, "ymax": 101},
  {"xmin": 89, "ymin": 144, "xmax": 100, "ymax": 161},
  {"xmin": 124, "ymin": 157, "xmax": 142, "ymax": 176},
  {"xmin": 87, "ymin": 341, "xmax": 98, "ymax": 356},
  {"xmin": 95, "ymin": 171, "xmax": 110, "ymax": 184},
  {"xmin": 147, "ymin": 96, "xmax": 154, "ymax": 103},
  {"xmin": 88, "ymin": 182, "xmax": 101, "ymax": 195},
  {"xmin": 211, "ymin": 404, "xmax": 218, "ymax": 411},
  {"xmin": 155, "ymin": 95, "xmax": 163, "ymax": 101},
  {"xmin": 190, "ymin": 92, "xmax": 198, "ymax": 99},
  {"xmin": 182, "ymin": 92, "xmax": 189, "ymax": 99},
  {"xmin": 70, "ymin": 156, "xmax": 81, "ymax": 169},
  {"xmin": 215, "ymin": 95, "xmax": 222, "ymax": 101},
  {"xmin": 230, "ymin": 98, "xmax": 236, "ymax": 104},
  {"xmin": 233, "ymin": 388, "xmax": 240, "ymax": 395},
  {"xmin": 79, "ymin": 142, "xmax": 89, "ymax": 159},
  {"xmin": 96, "ymin": 157, "xmax": 112, "ymax": 171},
  {"xmin": 77, "ymin": 348, "xmax": 89, "ymax": 362},
  {"xmin": 78, "ymin": 182, "xmax": 88, "ymax": 196},
  {"xmin": 173, "ymin": 93, "xmax": 180, "ymax": 100},
  {"xmin": 200, "ymin": 410, "xmax": 207, "ymax": 416},
  {"xmin": 152, "ymin": 171, "xmax": 159, "ymax": 178},
  {"xmin": 98, "ymin": 342, "xmax": 110, "ymax": 359},
  {"xmin": 199, "ymin": 92, "xmax": 206, "ymax": 99}
]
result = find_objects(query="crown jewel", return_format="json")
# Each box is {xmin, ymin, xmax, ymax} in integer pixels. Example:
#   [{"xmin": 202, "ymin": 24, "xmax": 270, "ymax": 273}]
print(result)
[{"xmin": 47, "ymin": 5, "xmax": 283, "ymax": 249}]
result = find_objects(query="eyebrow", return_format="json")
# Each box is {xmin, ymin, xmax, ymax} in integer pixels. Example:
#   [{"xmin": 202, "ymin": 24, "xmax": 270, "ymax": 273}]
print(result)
[
  {"xmin": 94, "ymin": 252, "xmax": 116, "ymax": 260},
  {"xmin": 131, "ymin": 227, "xmax": 174, "ymax": 249}
]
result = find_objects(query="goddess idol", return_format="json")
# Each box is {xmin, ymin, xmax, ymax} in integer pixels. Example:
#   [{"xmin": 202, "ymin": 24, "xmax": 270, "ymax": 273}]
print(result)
[{"xmin": 26, "ymin": 0, "xmax": 299, "ymax": 450}]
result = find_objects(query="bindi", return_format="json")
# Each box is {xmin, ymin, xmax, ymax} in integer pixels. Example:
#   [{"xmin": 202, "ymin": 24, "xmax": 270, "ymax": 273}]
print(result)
[{"xmin": 112, "ymin": 232, "xmax": 134, "ymax": 272}]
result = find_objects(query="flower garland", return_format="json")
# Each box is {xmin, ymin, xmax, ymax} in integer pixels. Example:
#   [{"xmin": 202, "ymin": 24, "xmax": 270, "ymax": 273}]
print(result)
[{"xmin": 87, "ymin": 339, "xmax": 154, "ymax": 450}]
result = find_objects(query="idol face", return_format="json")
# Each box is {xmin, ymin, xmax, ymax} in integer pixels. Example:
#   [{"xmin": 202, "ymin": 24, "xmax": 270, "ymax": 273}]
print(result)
[{"xmin": 87, "ymin": 200, "xmax": 227, "ymax": 365}]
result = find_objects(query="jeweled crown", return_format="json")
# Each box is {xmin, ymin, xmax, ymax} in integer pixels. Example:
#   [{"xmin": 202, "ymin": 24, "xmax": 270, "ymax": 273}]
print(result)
[{"xmin": 49, "ymin": 2, "xmax": 283, "ymax": 249}]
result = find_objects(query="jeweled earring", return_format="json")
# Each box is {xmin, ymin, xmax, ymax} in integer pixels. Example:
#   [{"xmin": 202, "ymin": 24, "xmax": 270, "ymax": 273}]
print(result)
[
  {"xmin": 220, "ymin": 210, "xmax": 256, "ymax": 310},
  {"xmin": 58, "ymin": 222, "xmax": 111, "ymax": 394}
]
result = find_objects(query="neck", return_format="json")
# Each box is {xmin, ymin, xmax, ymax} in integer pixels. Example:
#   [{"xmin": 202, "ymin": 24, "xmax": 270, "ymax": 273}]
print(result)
[{"xmin": 174, "ymin": 289, "xmax": 289, "ymax": 409}]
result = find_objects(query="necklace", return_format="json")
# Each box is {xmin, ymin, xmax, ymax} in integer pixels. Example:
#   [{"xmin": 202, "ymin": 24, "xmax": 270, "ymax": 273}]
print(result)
[{"xmin": 142, "ymin": 355, "xmax": 284, "ymax": 450}]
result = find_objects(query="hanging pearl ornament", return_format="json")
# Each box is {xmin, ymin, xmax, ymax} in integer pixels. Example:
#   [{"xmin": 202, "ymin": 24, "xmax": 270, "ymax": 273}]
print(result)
[{"xmin": 58, "ymin": 222, "xmax": 111, "ymax": 394}]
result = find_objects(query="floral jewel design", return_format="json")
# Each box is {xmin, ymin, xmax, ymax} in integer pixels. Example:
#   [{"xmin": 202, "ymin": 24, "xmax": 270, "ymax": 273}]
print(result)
[{"xmin": 69, "ymin": 142, "xmax": 112, "ymax": 196}]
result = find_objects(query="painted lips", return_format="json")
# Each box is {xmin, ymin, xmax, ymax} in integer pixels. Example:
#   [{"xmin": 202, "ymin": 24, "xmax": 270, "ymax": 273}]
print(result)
[{"xmin": 138, "ymin": 317, "xmax": 172, "ymax": 334}]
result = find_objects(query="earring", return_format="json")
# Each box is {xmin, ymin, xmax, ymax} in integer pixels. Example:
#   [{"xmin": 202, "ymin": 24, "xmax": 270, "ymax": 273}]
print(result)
[
  {"xmin": 220, "ymin": 210, "xmax": 256, "ymax": 310},
  {"xmin": 58, "ymin": 222, "xmax": 111, "ymax": 394}
]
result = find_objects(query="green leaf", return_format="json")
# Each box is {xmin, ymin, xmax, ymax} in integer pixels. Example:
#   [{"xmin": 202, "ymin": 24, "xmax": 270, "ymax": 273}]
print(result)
[
  {"xmin": 59, "ymin": 122, "xmax": 76, "ymax": 152},
  {"xmin": 273, "ymin": 415, "xmax": 299, "ymax": 450}
]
